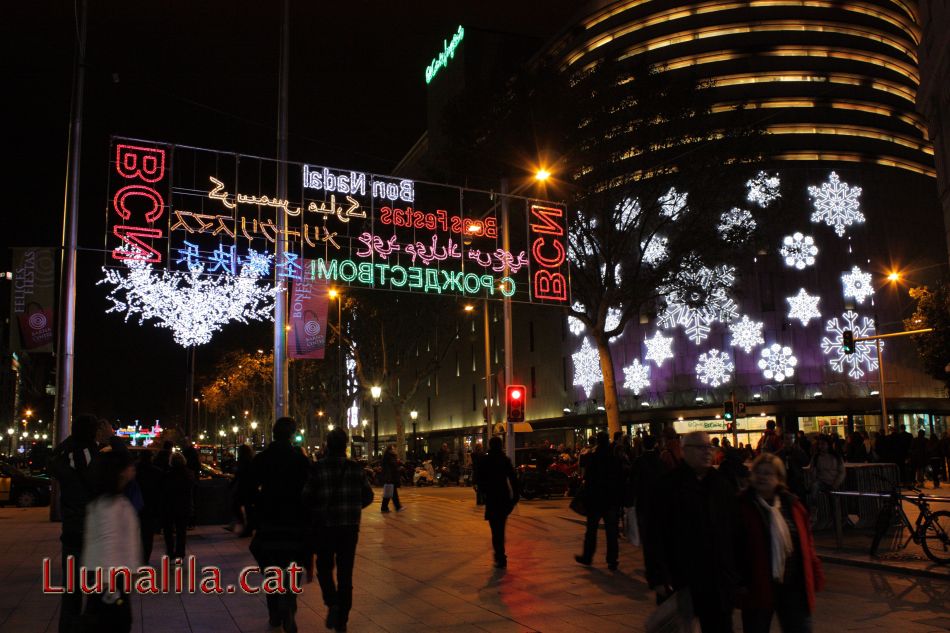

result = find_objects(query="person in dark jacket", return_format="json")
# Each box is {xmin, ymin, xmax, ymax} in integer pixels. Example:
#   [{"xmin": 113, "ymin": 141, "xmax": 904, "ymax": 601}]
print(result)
[
  {"xmin": 575, "ymin": 431, "xmax": 624, "ymax": 571},
  {"xmin": 628, "ymin": 435, "xmax": 665, "ymax": 542},
  {"xmin": 135, "ymin": 449, "xmax": 163, "ymax": 564},
  {"xmin": 250, "ymin": 417, "xmax": 310, "ymax": 633},
  {"xmin": 231, "ymin": 443, "xmax": 256, "ymax": 535},
  {"xmin": 380, "ymin": 445, "xmax": 404, "ymax": 512},
  {"xmin": 737, "ymin": 453, "xmax": 824, "ymax": 633},
  {"xmin": 471, "ymin": 442, "xmax": 485, "ymax": 505},
  {"xmin": 302, "ymin": 427, "xmax": 373, "ymax": 632},
  {"xmin": 846, "ymin": 431, "xmax": 869, "ymax": 463},
  {"xmin": 48, "ymin": 413, "xmax": 99, "ymax": 633},
  {"xmin": 474, "ymin": 436, "xmax": 518, "ymax": 568},
  {"xmin": 644, "ymin": 431, "xmax": 740, "ymax": 633},
  {"xmin": 161, "ymin": 452, "xmax": 194, "ymax": 559}
]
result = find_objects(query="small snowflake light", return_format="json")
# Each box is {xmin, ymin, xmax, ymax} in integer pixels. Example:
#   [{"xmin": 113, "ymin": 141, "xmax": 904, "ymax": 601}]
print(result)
[
  {"xmin": 642, "ymin": 235, "xmax": 668, "ymax": 266},
  {"xmin": 729, "ymin": 315, "xmax": 764, "ymax": 353},
  {"xmin": 841, "ymin": 265, "xmax": 874, "ymax": 304},
  {"xmin": 786, "ymin": 288, "xmax": 822, "ymax": 326},
  {"xmin": 572, "ymin": 337, "xmax": 603, "ymax": 398},
  {"xmin": 747, "ymin": 171, "xmax": 781, "ymax": 207},
  {"xmin": 605, "ymin": 306, "xmax": 622, "ymax": 341},
  {"xmin": 98, "ymin": 255, "xmax": 277, "ymax": 347},
  {"xmin": 696, "ymin": 348, "xmax": 734, "ymax": 387},
  {"xmin": 808, "ymin": 171, "xmax": 864, "ymax": 237},
  {"xmin": 821, "ymin": 311, "xmax": 881, "ymax": 379},
  {"xmin": 659, "ymin": 187, "xmax": 688, "ymax": 219},
  {"xmin": 717, "ymin": 207, "xmax": 756, "ymax": 242},
  {"xmin": 644, "ymin": 330, "xmax": 675, "ymax": 367},
  {"xmin": 568, "ymin": 301, "xmax": 586, "ymax": 336},
  {"xmin": 758, "ymin": 343, "xmax": 797, "ymax": 382},
  {"xmin": 623, "ymin": 359, "xmax": 651, "ymax": 395},
  {"xmin": 780, "ymin": 232, "xmax": 818, "ymax": 270}
]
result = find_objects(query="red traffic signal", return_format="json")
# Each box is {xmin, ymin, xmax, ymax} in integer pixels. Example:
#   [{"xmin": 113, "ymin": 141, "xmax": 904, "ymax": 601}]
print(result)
[{"xmin": 506, "ymin": 385, "xmax": 526, "ymax": 422}]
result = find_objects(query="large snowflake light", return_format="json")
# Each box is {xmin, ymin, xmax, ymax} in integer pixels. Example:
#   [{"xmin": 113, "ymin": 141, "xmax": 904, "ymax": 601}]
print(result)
[
  {"xmin": 780, "ymin": 232, "xmax": 818, "ymax": 270},
  {"xmin": 572, "ymin": 337, "xmax": 603, "ymax": 398},
  {"xmin": 659, "ymin": 187, "xmax": 688, "ymax": 219},
  {"xmin": 786, "ymin": 288, "xmax": 822, "ymax": 326},
  {"xmin": 758, "ymin": 343, "xmax": 797, "ymax": 382},
  {"xmin": 747, "ymin": 171, "xmax": 781, "ymax": 207},
  {"xmin": 696, "ymin": 348, "xmax": 734, "ymax": 387},
  {"xmin": 642, "ymin": 235, "xmax": 668, "ymax": 266},
  {"xmin": 808, "ymin": 171, "xmax": 864, "ymax": 237},
  {"xmin": 717, "ymin": 207, "xmax": 756, "ymax": 242},
  {"xmin": 821, "ymin": 311, "xmax": 881, "ymax": 379},
  {"xmin": 658, "ymin": 262, "xmax": 738, "ymax": 344},
  {"xmin": 644, "ymin": 330, "xmax": 675, "ymax": 367},
  {"xmin": 841, "ymin": 265, "xmax": 874, "ymax": 304},
  {"xmin": 99, "ymin": 256, "xmax": 277, "ymax": 347},
  {"xmin": 622, "ymin": 359, "xmax": 651, "ymax": 395},
  {"xmin": 729, "ymin": 315, "xmax": 764, "ymax": 353}
]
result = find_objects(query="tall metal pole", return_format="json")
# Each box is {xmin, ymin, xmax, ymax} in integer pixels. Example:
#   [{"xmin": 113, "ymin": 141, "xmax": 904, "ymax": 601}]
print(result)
[
  {"xmin": 876, "ymin": 338, "xmax": 888, "ymax": 432},
  {"xmin": 54, "ymin": 0, "xmax": 87, "ymax": 450},
  {"xmin": 338, "ymin": 298, "xmax": 343, "ymax": 430},
  {"xmin": 501, "ymin": 179, "xmax": 515, "ymax": 461},
  {"xmin": 273, "ymin": 0, "xmax": 290, "ymax": 421},
  {"xmin": 482, "ymin": 299, "xmax": 493, "ymax": 445}
]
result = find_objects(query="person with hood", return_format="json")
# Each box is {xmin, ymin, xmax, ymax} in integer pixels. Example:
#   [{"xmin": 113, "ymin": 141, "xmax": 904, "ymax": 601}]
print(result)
[
  {"xmin": 48, "ymin": 413, "xmax": 100, "ymax": 633},
  {"xmin": 737, "ymin": 453, "xmax": 824, "ymax": 633},
  {"xmin": 474, "ymin": 436, "xmax": 519, "ymax": 568},
  {"xmin": 575, "ymin": 431, "xmax": 624, "ymax": 571}
]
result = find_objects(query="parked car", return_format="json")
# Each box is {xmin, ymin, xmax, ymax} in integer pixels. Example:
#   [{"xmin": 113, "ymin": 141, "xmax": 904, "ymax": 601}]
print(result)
[
  {"xmin": 514, "ymin": 448, "xmax": 579, "ymax": 499},
  {"xmin": 0, "ymin": 459, "xmax": 52, "ymax": 507}
]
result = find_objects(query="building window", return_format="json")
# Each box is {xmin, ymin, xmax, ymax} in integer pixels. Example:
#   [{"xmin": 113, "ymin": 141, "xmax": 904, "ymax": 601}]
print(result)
[{"xmin": 531, "ymin": 366, "xmax": 537, "ymax": 398}]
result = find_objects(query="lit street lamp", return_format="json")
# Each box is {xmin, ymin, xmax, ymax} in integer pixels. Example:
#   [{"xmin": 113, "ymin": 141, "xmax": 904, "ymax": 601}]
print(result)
[
  {"xmin": 370, "ymin": 385, "xmax": 382, "ymax": 457},
  {"xmin": 410, "ymin": 410, "xmax": 418, "ymax": 458}
]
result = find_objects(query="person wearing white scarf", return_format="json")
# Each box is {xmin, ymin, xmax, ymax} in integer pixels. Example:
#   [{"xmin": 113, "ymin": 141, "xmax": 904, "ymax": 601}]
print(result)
[{"xmin": 756, "ymin": 493, "xmax": 794, "ymax": 581}]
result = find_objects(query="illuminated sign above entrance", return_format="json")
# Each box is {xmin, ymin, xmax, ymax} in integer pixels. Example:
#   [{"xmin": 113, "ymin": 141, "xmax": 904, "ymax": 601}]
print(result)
[{"xmin": 425, "ymin": 25, "xmax": 464, "ymax": 85}]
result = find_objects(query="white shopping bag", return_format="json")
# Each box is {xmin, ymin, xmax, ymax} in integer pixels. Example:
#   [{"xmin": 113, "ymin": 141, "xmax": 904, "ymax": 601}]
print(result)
[
  {"xmin": 624, "ymin": 506, "xmax": 640, "ymax": 546},
  {"xmin": 645, "ymin": 589, "xmax": 700, "ymax": 633}
]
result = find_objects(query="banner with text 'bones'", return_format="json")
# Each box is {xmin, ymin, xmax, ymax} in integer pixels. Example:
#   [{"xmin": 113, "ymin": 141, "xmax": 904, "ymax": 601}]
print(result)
[{"xmin": 106, "ymin": 138, "xmax": 570, "ymax": 305}]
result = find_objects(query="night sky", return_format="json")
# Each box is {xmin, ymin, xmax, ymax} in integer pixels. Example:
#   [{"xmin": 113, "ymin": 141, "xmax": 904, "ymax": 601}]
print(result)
[{"xmin": 3, "ymin": 1, "xmax": 580, "ymax": 426}]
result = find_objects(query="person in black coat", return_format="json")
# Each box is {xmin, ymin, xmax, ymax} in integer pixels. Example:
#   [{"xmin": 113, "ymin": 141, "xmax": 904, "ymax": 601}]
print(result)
[
  {"xmin": 644, "ymin": 431, "xmax": 740, "ymax": 633},
  {"xmin": 575, "ymin": 431, "xmax": 625, "ymax": 571},
  {"xmin": 628, "ymin": 435, "xmax": 665, "ymax": 547},
  {"xmin": 380, "ymin": 445, "xmax": 403, "ymax": 512},
  {"xmin": 135, "ymin": 449, "xmax": 163, "ymax": 564},
  {"xmin": 249, "ymin": 418, "xmax": 310, "ymax": 633},
  {"xmin": 231, "ymin": 443, "xmax": 256, "ymax": 536},
  {"xmin": 474, "ymin": 436, "xmax": 518, "ymax": 568},
  {"xmin": 161, "ymin": 452, "xmax": 194, "ymax": 559}
]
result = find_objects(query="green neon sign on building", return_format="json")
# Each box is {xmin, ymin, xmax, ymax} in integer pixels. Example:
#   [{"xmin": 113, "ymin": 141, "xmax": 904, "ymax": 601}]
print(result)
[{"xmin": 425, "ymin": 25, "xmax": 464, "ymax": 84}]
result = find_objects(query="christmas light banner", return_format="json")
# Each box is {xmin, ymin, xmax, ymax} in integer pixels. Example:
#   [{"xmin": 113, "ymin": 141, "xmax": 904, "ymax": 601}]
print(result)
[
  {"xmin": 106, "ymin": 137, "xmax": 570, "ymax": 305},
  {"xmin": 289, "ymin": 271, "xmax": 329, "ymax": 360}
]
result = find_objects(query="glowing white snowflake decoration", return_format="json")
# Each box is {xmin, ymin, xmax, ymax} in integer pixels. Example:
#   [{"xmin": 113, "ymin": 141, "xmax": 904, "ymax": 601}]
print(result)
[
  {"xmin": 617, "ymin": 198, "xmax": 641, "ymax": 227},
  {"xmin": 658, "ymin": 262, "xmax": 738, "ymax": 344},
  {"xmin": 808, "ymin": 171, "xmax": 864, "ymax": 237},
  {"xmin": 758, "ymin": 343, "xmax": 797, "ymax": 382},
  {"xmin": 821, "ymin": 311, "xmax": 881, "ymax": 379},
  {"xmin": 729, "ymin": 315, "xmax": 764, "ymax": 353},
  {"xmin": 747, "ymin": 171, "xmax": 781, "ymax": 207},
  {"xmin": 644, "ymin": 330, "xmax": 675, "ymax": 367},
  {"xmin": 841, "ymin": 265, "xmax": 874, "ymax": 305},
  {"xmin": 659, "ymin": 187, "xmax": 688, "ymax": 219},
  {"xmin": 786, "ymin": 288, "xmax": 822, "ymax": 326},
  {"xmin": 98, "ymin": 256, "xmax": 277, "ymax": 347},
  {"xmin": 696, "ymin": 348, "xmax": 734, "ymax": 387},
  {"xmin": 622, "ymin": 359, "xmax": 651, "ymax": 395},
  {"xmin": 780, "ymin": 232, "xmax": 818, "ymax": 270},
  {"xmin": 568, "ymin": 302, "xmax": 586, "ymax": 336},
  {"xmin": 572, "ymin": 337, "xmax": 603, "ymax": 398},
  {"xmin": 642, "ymin": 235, "xmax": 668, "ymax": 266},
  {"xmin": 717, "ymin": 207, "xmax": 756, "ymax": 242}
]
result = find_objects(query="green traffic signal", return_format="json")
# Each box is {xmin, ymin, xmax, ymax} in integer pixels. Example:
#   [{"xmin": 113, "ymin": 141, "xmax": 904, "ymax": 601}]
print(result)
[{"xmin": 842, "ymin": 329, "xmax": 855, "ymax": 354}]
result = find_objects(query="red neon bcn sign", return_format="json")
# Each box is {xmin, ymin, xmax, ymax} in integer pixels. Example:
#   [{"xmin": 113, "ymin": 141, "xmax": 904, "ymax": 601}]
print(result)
[
  {"xmin": 110, "ymin": 144, "xmax": 168, "ymax": 263},
  {"xmin": 528, "ymin": 204, "xmax": 569, "ymax": 302}
]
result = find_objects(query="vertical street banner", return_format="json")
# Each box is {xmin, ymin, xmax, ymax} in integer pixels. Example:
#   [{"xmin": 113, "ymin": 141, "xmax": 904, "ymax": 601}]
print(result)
[
  {"xmin": 10, "ymin": 248, "xmax": 56, "ymax": 352},
  {"xmin": 289, "ymin": 269, "xmax": 329, "ymax": 359}
]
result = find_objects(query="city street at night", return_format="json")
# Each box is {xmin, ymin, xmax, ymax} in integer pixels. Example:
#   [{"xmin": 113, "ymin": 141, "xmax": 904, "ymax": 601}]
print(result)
[{"xmin": 2, "ymin": 487, "xmax": 949, "ymax": 633}]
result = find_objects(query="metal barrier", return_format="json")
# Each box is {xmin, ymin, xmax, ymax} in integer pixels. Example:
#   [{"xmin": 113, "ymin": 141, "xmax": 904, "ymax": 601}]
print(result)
[{"xmin": 805, "ymin": 463, "xmax": 901, "ymax": 530}]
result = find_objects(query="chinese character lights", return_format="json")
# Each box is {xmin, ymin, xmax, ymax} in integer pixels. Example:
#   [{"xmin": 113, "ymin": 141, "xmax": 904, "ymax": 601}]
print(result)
[{"xmin": 98, "ymin": 253, "xmax": 277, "ymax": 347}]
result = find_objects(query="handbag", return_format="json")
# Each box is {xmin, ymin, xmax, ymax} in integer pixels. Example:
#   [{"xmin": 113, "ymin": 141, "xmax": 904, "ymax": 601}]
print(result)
[
  {"xmin": 382, "ymin": 483, "xmax": 394, "ymax": 499},
  {"xmin": 624, "ymin": 506, "xmax": 640, "ymax": 546},
  {"xmin": 645, "ymin": 588, "xmax": 700, "ymax": 633},
  {"xmin": 569, "ymin": 483, "xmax": 587, "ymax": 516}
]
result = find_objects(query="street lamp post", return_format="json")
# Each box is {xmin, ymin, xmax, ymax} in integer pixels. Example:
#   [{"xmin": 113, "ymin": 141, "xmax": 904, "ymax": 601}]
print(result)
[
  {"xmin": 6, "ymin": 427, "xmax": 14, "ymax": 456},
  {"xmin": 370, "ymin": 385, "xmax": 382, "ymax": 457},
  {"xmin": 409, "ymin": 410, "xmax": 418, "ymax": 458},
  {"xmin": 250, "ymin": 421, "xmax": 258, "ymax": 446}
]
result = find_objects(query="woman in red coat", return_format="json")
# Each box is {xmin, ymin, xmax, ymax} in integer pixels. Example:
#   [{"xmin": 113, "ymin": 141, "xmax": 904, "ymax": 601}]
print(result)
[{"xmin": 737, "ymin": 453, "xmax": 824, "ymax": 633}]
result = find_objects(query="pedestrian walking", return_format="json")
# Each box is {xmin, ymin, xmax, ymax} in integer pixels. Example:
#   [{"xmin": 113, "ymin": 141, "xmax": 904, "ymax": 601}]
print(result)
[
  {"xmin": 659, "ymin": 427, "xmax": 683, "ymax": 470},
  {"xmin": 249, "ymin": 418, "xmax": 310, "ymax": 633},
  {"xmin": 81, "ymin": 449, "xmax": 142, "ymax": 633},
  {"xmin": 911, "ymin": 429, "xmax": 929, "ymax": 485},
  {"xmin": 737, "ymin": 453, "xmax": 824, "ymax": 633},
  {"xmin": 808, "ymin": 436, "xmax": 845, "ymax": 526},
  {"xmin": 644, "ymin": 431, "xmax": 740, "ymax": 633},
  {"xmin": 472, "ymin": 442, "xmax": 485, "ymax": 505},
  {"xmin": 380, "ymin": 445, "xmax": 404, "ymax": 512},
  {"xmin": 628, "ymin": 435, "xmax": 665, "ymax": 542},
  {"xmin": 757, "ymin": 420, "xmax": 784, "ymax": 454},
  {"xmin": 302, "ymin": 427, "xmax": 373, "ymax": 632},
  {"xmin": 845, "ymin": 431, "xmax": 869, "ymax": 463},
  {"xmin": 48, "ymin": 413, "xmax": 100, "ymax": 633},
  {"xmin": 161, "ymin": 452, "xmax": 194, "ymax": 559},
  {"xmin": 474, "ymin": 435, "xmax": 519, "ymax": 568},
  {"xmin": 575, "ymin": 431, "xmax": 624, "ymax": 571},
  {"xmin": 230, "ymin": 444, "xmax": 256, "ymax": 535},
  {"xmin": 134, "ymin": 449, "xmax": 163, "ymax": 565}
]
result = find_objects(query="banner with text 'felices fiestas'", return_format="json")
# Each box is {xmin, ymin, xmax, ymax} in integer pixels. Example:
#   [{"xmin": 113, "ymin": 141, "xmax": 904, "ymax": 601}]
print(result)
[
  {"xmin": 10, "ymin": 248, "xmax": 56, "ymax": 352},
  {"xmin": 289, "ymin": 270, "xmax": 329, "ymax": 360}
]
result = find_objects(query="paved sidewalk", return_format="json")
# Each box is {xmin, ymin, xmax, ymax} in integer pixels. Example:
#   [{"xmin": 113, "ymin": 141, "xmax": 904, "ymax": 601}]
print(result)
[{"xmin": 2, "ymin": 487, "xmax": 950, "ymax": 632}]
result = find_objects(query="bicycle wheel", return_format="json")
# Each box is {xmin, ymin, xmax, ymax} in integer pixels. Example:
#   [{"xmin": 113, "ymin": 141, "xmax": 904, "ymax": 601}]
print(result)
[{"xmin": 921, "ymin": 510, "xmax": 950, "ymax": 565}]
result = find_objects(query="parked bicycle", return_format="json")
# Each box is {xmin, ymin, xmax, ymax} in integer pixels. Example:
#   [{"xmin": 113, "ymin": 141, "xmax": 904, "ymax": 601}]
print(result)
[{"xmin": 870, "ymin": 485, "xmax": 950, "ymax": 565}]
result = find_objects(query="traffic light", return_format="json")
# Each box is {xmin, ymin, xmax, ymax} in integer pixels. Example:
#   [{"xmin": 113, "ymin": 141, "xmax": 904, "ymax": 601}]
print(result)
[
  {"xmin": 723, "ymin": 400, "xmax": 735, "ymax": 422},
  {"xmin": 506, "ymin": 385, "xmax": 526, "ymax": 422},
  {"xmin": 842, "ymin": 330, "xmax": 855, "ymax": 354}
]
